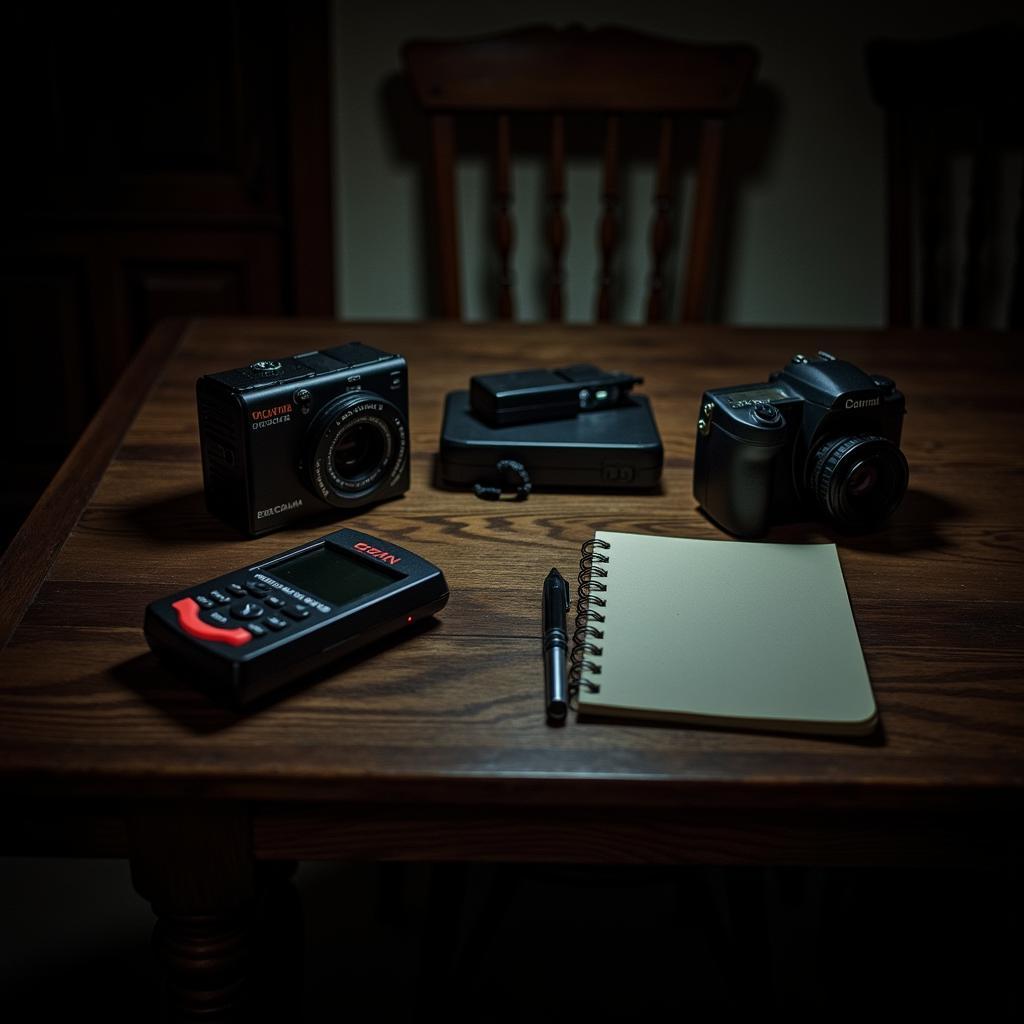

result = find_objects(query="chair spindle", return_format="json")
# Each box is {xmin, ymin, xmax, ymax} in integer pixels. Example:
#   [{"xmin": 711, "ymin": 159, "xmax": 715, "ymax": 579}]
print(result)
[
  {"xmin": 547, "ymin": 114, "xmax": 566, "ymax": 320},
  {"xmin": 682, "ymin": 118, "xmax": 725, "ymax": 323},
  {"xmin": 919, "ymin": 118, "xmax": 953, "ymax": 328},
  {"xmin": 431, "ymin": 114, "xmax": 460, "ymax": 318},
  {"xmin": 962, "ymin": 116, "xmax": 998, "ymax": 327},
  {"xmin": 1011, "ymin": 164, "xmax": 1024, "ymax": 329},
  {"xmin": 646, "ymin": 116, "xmax": 674, "ymax": 323},
  {"xmin": 597, "ymin": 115, "xmax": 621, "ymax": 322},
  {"xmin": 494, "ymin": 114, "xmax": 514, "ymax": 319}
]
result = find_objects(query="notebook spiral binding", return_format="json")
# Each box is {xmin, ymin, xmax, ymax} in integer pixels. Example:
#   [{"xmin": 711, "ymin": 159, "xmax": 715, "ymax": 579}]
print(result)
[{"xmin": 568, "ymin": 537, "xmax": 611, "ymax": 702}]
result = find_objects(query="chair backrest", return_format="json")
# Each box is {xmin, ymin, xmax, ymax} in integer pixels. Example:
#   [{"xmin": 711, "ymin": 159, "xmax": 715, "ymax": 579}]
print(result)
[
  {"xmin": 402, "ymin": 25, "xmax": 758, "ymax": 322},
  {"xmin": 866, "ymin": 25, "xmax": 1024, "ymax": 329}
]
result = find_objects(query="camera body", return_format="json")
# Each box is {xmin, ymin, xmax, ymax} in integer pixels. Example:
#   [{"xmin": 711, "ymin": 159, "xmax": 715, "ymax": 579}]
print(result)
[
  {"xmin": 693, "ymin": 352, "xmax": 908, "ymax": 537},
  {"xmin": 197, "ymin": 342, "xmax": 409, "ymax": 536}
]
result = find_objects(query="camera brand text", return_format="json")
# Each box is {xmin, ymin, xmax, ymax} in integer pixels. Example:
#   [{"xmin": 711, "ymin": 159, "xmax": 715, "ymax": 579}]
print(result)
[
  {"xmin": 256, "ymin": 499, "xmax": 304, "ymax": 519},
  {"xmin": 252, "ymin": 403, "xmax": 293, "ymax": 429},
  {"xmin": 845, "ymin": 396, "xmax": 880, "ymax": 409}
]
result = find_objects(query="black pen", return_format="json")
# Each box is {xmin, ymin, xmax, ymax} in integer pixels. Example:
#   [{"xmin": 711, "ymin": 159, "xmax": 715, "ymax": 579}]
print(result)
[{"xmin": 542, "ymin": 567, "xmax": 570, "ymax": 724}]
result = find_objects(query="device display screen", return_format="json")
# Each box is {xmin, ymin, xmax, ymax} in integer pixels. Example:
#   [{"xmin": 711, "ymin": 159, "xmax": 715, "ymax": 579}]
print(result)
[
  {"xmin": 269, "ymin": 546, "xmax": 400, "ymax": 606},
  {"xmin": 725, "ymin": 386, "xmax": 789, "ymax": 408}
]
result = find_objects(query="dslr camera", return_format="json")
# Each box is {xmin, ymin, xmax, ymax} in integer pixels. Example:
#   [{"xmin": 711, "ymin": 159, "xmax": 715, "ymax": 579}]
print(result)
[
  {"xmin": 693, "ymin": 352, "xmax": 908, "ymax": 537},
  {"xmin": 197, "ymin": 342, "xmax": 409, "ymax": 536}
]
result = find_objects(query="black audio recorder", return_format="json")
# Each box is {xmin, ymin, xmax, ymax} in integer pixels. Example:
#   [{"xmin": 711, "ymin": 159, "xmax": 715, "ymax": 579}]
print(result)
[{"xmin": 144, "ymin": 528, "xmax": 449, "ymax": 705}]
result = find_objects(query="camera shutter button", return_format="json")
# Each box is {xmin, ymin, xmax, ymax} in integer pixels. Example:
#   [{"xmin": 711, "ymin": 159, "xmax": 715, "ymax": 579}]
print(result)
[{"xmin": 753, "ymin": 402, "xmax": 780, "ymax": 424}]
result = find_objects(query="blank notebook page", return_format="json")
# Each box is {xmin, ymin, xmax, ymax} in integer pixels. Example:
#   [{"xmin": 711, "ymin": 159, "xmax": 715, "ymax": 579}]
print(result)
[{"xmin": 578, "ymin": 532, "xmax": 877, "ymax": 734}]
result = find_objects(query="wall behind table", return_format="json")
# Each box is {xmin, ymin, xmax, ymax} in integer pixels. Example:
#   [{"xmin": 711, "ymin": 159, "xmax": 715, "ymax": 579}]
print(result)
[{"xmin": 332, "ymin": 0, "xmax": 1019, "ymax": 326}]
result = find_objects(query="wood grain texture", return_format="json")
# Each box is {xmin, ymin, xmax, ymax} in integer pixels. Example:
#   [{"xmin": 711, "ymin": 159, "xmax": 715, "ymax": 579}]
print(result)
[
  {"xmin": 1, "ymin": 319, "xmax": 1023, "ymax": 865},
  {"xmin": 403, "ymin": 25, "xmax": 757, "ymax": 113},
  {"xmin": 252, "ymin": 801, "xmax": 1018, "ymax": 866},
  {"xmin": 0, "ymin": 317, "xmax": 188, "ymax": 649}
]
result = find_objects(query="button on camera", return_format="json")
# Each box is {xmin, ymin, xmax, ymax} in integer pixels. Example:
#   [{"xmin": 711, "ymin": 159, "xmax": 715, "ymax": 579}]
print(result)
[
  {"xmin": 250, "ymin": 360, "xmax": 283, "ymax": 374},
  {"xmin": 753, "ymin": 402, "xmax": 781, "ymax": 424}
]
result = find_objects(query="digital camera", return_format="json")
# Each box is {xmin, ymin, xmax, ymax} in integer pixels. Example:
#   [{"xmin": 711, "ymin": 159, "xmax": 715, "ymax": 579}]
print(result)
[
  {"xmin": 197, "ymin": 342, "xmax": 409, "ymax": 536},
  {"xmin": 693, "ymin": 352, "xmax": 908, "ymax": 537}
]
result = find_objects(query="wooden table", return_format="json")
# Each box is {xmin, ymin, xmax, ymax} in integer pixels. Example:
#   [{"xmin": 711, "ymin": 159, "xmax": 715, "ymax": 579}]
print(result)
[{"xmin": 1, "ymin": 319, "xmax": 1022, "ymax": 1015}]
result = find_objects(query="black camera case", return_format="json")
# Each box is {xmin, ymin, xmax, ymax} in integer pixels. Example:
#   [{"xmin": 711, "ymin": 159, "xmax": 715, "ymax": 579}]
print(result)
[
  {"xmin": 197, "ymin": 342, "xmax": 409, "ymax": 536},
  {"xmin": 439, "ymin": 390, "xmax": 663, "ymax": 492}
]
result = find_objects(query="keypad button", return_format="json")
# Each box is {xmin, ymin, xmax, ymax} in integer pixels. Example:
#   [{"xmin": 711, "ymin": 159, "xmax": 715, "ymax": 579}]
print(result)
[
  {"xmin": 247, "ymin": 623, "xmax": 267, "ymax": 637},
  {"xmin": 209, "ymin": 589, "xmax": 232, "ymax": 605},
  {"xmin": 264, "ymin": 595, "xmax": 286, "ymax": 609},
  {"xmin": 206, "ymin": 609, "xmax": 232, "ymax": 627},
  {"xmin": 284, "ymin": 604, "xmax": 311, "ymax": 620},
  {"xmin": 264, "ymin": 615, "xmax": 289, "ymax": 631},
  {"xmin": 226, "ymin": 583, "xmax": 247, "ymax": 596},
  {"xmin": 194, "ymin": 594, "xmax": 214, "ymax": 609},
  {"xmin": 230, "ymin": 601, "xmax": 264, "ymax": 621},
  {"xmin": 246, "ymin": 582, "xmax": 271, "ymax": 596}
]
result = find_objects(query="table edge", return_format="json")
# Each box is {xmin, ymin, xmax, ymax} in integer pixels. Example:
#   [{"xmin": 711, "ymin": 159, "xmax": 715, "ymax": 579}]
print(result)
[{"xmin": 0, "ymin": 317, "xmax": 190, "ymax": 650}]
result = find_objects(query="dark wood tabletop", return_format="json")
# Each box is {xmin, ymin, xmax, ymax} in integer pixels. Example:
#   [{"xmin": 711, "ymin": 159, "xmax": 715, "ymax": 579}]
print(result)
[{"xmin": 3, "ymin": 318, "xmax": 1021, "ymax": 1015}]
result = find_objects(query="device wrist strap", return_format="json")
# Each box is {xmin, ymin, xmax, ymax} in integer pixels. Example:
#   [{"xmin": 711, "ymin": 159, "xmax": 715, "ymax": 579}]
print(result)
[{"xmin": 473, "ymin": 459, "xmax": 532, "ymax": 501}]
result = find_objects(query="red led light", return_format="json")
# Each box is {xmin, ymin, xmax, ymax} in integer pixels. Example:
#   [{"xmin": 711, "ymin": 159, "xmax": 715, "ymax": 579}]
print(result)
[{"xmin": 406, "ymin": 615, "xmax": 414, "ymax": 623}]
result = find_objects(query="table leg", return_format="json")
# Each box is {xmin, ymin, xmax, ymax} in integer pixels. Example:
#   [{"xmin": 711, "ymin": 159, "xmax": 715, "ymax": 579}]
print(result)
[
  {"xmin": 253, "ymin": 859, "xmax": 304, "ymax": 1017},
  {"xmin": 129, "ymin": 804, "xmax": 256, "ymax": 1021}
]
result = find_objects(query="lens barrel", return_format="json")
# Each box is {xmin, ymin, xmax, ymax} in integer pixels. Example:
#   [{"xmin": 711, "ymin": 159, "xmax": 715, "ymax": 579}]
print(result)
[
  {"xmin": 307, "ymin": 393, "xmax": 408, "ymax": 507},
  {"xmin": 810, "ymin": 434, "xmax": 908, "ymax": 531}
]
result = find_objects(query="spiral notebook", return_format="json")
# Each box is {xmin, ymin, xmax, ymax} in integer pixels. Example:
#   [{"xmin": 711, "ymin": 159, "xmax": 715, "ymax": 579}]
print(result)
[{"xmin": 569, "ymin": 532, "xmax": 878, "ymax": 735}]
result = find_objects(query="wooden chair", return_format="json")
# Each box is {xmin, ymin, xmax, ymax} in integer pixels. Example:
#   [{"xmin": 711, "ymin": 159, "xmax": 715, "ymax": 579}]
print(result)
[
  {"xmin": 866, "ymin": 25, "xmax": 1024, "ymax": 329},
  {"xmin": 402, "ymin": 25, "xmax": 758, "ymax": 322}
]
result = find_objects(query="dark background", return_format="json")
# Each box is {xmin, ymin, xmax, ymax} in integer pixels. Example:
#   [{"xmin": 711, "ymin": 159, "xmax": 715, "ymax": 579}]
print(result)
[
  {"xmin": 1, "ymin": 1, "xmax": 1020, "ymax": 1018},
  {"xmin": 1, "ymin": 3, "xmax": 334, "ymax": 552}
]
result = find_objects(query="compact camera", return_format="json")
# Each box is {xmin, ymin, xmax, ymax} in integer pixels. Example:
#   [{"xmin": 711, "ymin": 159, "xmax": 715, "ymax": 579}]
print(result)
[
  {"xmin": 197, "ymin": 342, "xmax": 409, "ymax": 536},
  {"xmin": 693, "ymin": 352, "xmax": 908, "ymax": 537}
]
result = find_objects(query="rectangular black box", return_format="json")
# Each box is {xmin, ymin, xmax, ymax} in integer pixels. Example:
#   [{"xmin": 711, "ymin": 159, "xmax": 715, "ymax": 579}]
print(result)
[{"xmin": 439, "ymin": 390, "xmax": 663, "ymax": 490}]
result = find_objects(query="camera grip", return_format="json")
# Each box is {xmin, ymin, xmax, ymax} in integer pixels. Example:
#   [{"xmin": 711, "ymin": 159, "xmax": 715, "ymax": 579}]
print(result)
[{"xmin": 697, "ymin": 425, "xmax": 783, "ymax": 537}]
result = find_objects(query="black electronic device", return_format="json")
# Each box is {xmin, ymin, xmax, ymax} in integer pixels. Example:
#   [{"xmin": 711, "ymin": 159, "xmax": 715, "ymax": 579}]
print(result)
[
  {"xmin": 439, "ymin": 390, "xmax": 663, "ymax": 494},
  {"xmin": 693, "ymin": 351, "xmax": 908, "ymax": 537},
  {"xmin": 196, "ymin": 341, "xmax": 409, "ymax": 537},
  {"xmin": 143, "ymin": 528, "xmax": 449, "ymax": 705},
  {"xmin": 470, "ymin": 364, "xmax": 643, "ymax": 427}
]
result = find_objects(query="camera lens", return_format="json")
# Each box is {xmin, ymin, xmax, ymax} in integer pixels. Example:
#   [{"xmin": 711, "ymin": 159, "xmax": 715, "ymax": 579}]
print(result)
[
  {"xmin": 307, "ymin": 392, "xmax": 408, "ymax": 506},
  {"xmin": 810, "ymin": 435, "xmax": 908, "ymax": 531},
  {"xmin": 331, "ymin": 422, "xmax": 386, "ymax": 482},
  {"xmin": 846, "ymin": 462, "xmax": 878, "ymax": 497}
]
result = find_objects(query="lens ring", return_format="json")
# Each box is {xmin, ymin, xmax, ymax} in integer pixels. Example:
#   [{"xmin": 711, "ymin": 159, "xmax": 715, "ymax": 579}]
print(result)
[
  {"xmin": 810, "ymin": 434, "xmax": 908, "ymax": 531},
  {"xmin": 307, "ymin": 393, "xmax": 408, "ymax": 506}
]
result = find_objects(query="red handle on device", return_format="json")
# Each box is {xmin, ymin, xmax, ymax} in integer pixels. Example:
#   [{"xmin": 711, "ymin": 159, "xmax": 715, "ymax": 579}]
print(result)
[{"xmin": 172, "ymin": 598, "xmax": 252, "ymax": 646}]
